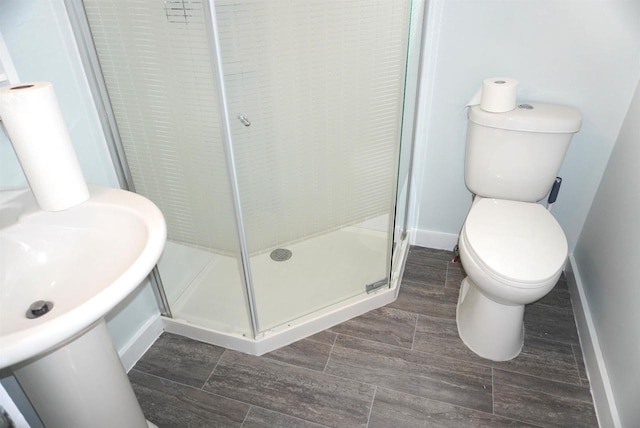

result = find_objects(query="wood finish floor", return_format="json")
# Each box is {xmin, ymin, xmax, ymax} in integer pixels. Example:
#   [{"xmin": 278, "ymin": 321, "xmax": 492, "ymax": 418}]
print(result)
[{"xmin": 130, "ymin": 246, "xmax": 598, "ymax": 427}]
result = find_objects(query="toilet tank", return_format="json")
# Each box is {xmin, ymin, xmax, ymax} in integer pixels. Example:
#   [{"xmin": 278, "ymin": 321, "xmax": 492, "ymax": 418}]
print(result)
[{"xmin": 465, "ymin": 103, "xmax": 582, "ymax": 202}]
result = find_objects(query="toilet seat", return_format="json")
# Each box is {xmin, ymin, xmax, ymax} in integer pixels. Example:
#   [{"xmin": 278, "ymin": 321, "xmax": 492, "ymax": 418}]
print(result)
[{"xmin": 463, "ymin": 198, "xmax": 567, "ymax": 287}]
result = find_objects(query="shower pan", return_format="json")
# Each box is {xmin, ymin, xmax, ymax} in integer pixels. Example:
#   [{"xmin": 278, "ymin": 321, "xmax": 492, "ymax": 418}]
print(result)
[{"xmin": 68, "ymin": 0, "xmax": 425, "ymax": 354}]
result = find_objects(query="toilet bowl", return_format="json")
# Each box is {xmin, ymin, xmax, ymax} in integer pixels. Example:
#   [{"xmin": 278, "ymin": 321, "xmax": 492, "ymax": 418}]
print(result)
[{"xmin": 456, "ymin": 198, "xmax": 567, "ymax": 361}]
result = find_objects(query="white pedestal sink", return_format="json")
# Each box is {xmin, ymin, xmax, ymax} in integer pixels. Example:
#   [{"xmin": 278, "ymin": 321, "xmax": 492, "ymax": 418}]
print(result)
[{"xmin": 0, "ymin": 185, "xmax": 166, "ymax": 428}]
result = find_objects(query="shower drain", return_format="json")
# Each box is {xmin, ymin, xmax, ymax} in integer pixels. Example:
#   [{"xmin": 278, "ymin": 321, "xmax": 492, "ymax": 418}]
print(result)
[{"xmin": 270, "ymin": 248, "xmax": 292, "ymax": 262}]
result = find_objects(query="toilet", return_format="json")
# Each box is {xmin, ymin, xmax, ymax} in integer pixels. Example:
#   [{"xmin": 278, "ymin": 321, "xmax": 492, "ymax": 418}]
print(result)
[{"xmin": 457, "ymin": 102, "xmax": 582, "ymax": 361}]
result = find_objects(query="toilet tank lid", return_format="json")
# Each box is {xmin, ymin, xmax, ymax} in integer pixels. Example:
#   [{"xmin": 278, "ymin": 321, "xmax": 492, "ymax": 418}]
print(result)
[{"xmin": 468, "ymin": 103, "xmax": 582, "ymax": 133}]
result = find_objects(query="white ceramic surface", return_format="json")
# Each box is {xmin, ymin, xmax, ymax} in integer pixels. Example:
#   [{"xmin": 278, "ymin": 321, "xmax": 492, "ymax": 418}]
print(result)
[
  {"xmin": 465, "ymin": 104, "xmax": 581, "ymax": 202},
  {"xmin": 457, "ymin": 218, "xmax": 563, "ymax": 361},
  {"xmin": 463, "ymin": 198, "xmax": 567, "ymax": 285},
  {"xmin": 457, "ymin": 102, "xmax": 580, "ymax": 361},
  {"xmin": 456, "ymin": 277, "xmax": 525, "ymax": 361},
  {"xmin": 14, "ymin": 319, "xmax": 150, "ymax": 428},
  {"xmin": 0, "ymin": 185, "xmax": 166, "ymax": 369}
]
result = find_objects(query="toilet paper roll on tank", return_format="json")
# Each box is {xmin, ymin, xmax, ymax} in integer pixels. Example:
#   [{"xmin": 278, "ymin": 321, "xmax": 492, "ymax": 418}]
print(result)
[
  {"xmin": 0, "ymin": 81, "xmax": 89, "ymax": 211},
  {"xmin": 467, "ymin": 77, "xmax": 518, "ymax": 113}
]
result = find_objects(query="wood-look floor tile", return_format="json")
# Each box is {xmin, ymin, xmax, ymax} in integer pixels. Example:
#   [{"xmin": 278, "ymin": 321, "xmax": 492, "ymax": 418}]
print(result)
[
  {"xmin": 369, "ymin": 387, "xmax": 536, "ymax": 428},
  {"xmin": 496, "ymin": 336, "xmax": 581, "ymax": 385},
  {"xmin": 493, "ymin": 369, "xmax": 598, "ymax": 427},
  {"xmin": 129, "ymin": 369, "xmax": 249, "ymax": 428},
  {"xmin": 536, "ymin": 278, "xmax": 572, "ymax": 310},
  {"xmin": 445, "ymin": 261, "xmax": 466, "ymax": 289},
  {"xmin": 329, "ymin": 306, "xmax": 417, "ymax": 349},
  {"xmin": 131, "ymin": 247, "xmax": 597, "ymax": 427},
  {"xmin": 556, "ymin": 275, "xmax": 568, "ymax": 289},
  {"xmin": 412, "ymin": 314, "xmax": 483, "ymax": 362},
  {"xmin": 133, "ymin": 332, "xmax": 225, "ymax": 388},
  {"xmin": 264, "ymin": 330, "xmax": 336, "ymax": 372},
  {"xmin": 242, "ymin": 406, "xmax": 328, "ymax": 428},
  {"xmin": 325, "ymin": 335, "xmax": 493, "ymax": 413},
  {"xmin": 402, "ymin": 254, "xmax": 448, "ymax": 287},
  {"xmin": 408, "ymin": 246, "xmax": 454, "ymax": 262},
  {"xmin": 203, "ymin": 350, "xmax": 375, "ymax": 428},
  {"xmin": 572, "ymin": 344, "xmax": 590, "ymax": 387},
  {"xmin": 524, "ymin": 302, "xmax": 579, "ymax": 345},
  {"xmin": 413, "ymin": 315, "xmax": 582, "ymax": 385},
  {"xmin": 390, "ymin": 282, "xmax": 458, "ymax": 320}
]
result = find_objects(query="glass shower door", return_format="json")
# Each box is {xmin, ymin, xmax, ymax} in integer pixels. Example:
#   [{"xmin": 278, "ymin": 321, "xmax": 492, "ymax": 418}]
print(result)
[
  {"xmin": 82, "ymin": 0, "xmax": 254, "ymax": 336},
  {"xmin": 215, "ymin": 0, "xmax": 413, "ymax": 332}
]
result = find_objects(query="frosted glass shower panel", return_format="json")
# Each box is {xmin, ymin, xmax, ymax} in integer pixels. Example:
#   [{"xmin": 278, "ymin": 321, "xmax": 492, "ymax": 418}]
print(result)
[
  {"xmin": 83, "ymin": 0, "xmax": 254, "ymax": 336},
  {"xmin": 217, "ymin": 0, "xmax": 412, "ymax": 254},
  {"xmin": 83, "ymin": 0, "xmax": 237, "ymax": 254},
  {"xmin": 218, "ymin": 0, "xmax": 412, "ymax": 331}
]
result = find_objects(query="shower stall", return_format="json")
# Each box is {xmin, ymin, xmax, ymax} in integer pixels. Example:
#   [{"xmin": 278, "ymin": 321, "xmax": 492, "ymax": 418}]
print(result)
[{"xmin": 68, "ymin": 0, "xmax": 425, "ymax": 353}]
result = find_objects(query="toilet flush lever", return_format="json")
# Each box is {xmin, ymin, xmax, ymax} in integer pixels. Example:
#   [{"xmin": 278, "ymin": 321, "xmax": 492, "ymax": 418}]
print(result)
[
  {"xmin": 546, "ymin": 177, "xmax": 562, "ymax": 212},
  {"xmin": 237, "ymin": 114, "xmax": 251, "ymax": 127}
]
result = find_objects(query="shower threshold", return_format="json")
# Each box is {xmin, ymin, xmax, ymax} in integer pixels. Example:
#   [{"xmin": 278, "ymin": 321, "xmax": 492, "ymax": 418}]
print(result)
[{"xmin": 161, "ymin": 234, "xmax": 409, "ymax": 355}]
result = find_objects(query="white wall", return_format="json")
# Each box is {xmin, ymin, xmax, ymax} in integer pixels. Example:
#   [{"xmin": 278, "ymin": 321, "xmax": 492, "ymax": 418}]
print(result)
[
  {"xmin": 0, "ymin": 0, "xmax": 118, "ymax": 189},
  {"xmin": 411, "ymin": 0, "xmax": 640, "ymax": 251},
  {"xmin": 574, "ymin": 79, "xmax": 639, "ymax": 428}
]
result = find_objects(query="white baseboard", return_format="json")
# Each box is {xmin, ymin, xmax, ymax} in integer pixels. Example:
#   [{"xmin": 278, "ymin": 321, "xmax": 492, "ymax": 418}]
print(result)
[
  {"xmin": 411, "ymin": 228, "xmax": 458, "ymax": 250},
  {"xmin": 566, "ymin": 255, "xmax": 621, "ymax": 428},
  {"xmin": 118, "ymin": 314, "xmax": 164, "ymax": 372}
]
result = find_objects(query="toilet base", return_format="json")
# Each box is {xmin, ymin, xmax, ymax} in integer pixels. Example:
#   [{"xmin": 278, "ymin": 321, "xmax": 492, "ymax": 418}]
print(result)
[{"xmin": 456, "ymin": 277, "xmax": 524, "ymax": 361}]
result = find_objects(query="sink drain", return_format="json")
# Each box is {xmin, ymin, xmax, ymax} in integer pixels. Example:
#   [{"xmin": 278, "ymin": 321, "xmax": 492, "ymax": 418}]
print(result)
[
  {"xmin": 270, "ymin": 248, "xmax": 292, "ymax": 262},
  {"xmin": 26, "ymin": 300, "xmax": 54, "ymax": 319}
]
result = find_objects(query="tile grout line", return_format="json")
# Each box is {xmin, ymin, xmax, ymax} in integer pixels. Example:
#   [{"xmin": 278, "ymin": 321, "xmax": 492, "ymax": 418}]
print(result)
[
  {"xmin": 322, "ymin": 332, "xmax": 338, "ymax": 374},
  {"xmin": 493, "ymin": 369, "xmax": 596, "ymax": 406},
  {"xmin": 239, "ymin": 405, "xmax": 251, "ymax": 427},
  {"xmin": 522, "ymin": 333, "xmax": 580, "ymax": 348},
  {"xmin": 570, "ymin": 344, "xmax": 585, "ymax": 387},
  {"xmin": 375, "ymin": 384, "xmax": 539, "ymax": 425},
  {"xmin": 490, "ymin": 371, "xmax": 549, "ymax": 427},
  {"xmin": 445, "ymin": 261, "xmax": 450, "ymax": 287},
  {"xmin": 491, "ymin": 367, "xmax": 495, "ymax": 415},
  {"xmin": 411, "ymin": 313, "xmax": 419, "ymax": 350},
  {"xmin": 136, "ymin": 367, "xmax": 334, "ymax": 428},
  {"xmin": 318, "ymin": 335, "xmax": 498, "ymax": 414},
  {"xmin": 491, "ymin": 366, "xmax": 585, "ymax": 390},
  {"xmin": 249, "ymin": 405, "xmax": 334, "ymax": 428},
  {"xmin": 200, "ymin": 348, "xmax": 226, "ymax": 390},
  {"xmin": 365, "ymin": 386, "xmax": 377, "ymax": 428},
  {"xmin": 335, "ymin": 332, "xmax": 491, "ymax": 375},
  {"xmin": 335, "ymin": 330, "xmax": 580, "ymax": 389},
  {"xmin": 130, "ymin": 368, "xmax": 199, "ymax": 391},
  {"xmin": 130, "ymin": 367, "xmax": 254, "ymax": 408},
  {"xmin": 135, "ymin": 367, "xmax": 330, "ymax": 427}
]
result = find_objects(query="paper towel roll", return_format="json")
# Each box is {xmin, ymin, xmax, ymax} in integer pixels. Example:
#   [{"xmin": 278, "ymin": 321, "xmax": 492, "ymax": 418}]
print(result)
[
  {"xmin": 479, "ymin": 77, "xmax": 518, "ymax": 112},
  {"xmin": 0, "ymin": 82, "xmax": 89, "ymax": 211}
]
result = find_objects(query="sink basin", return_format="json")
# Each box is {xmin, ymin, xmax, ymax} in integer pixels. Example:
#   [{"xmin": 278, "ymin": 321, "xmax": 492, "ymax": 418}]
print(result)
[{"xmin": 0, "ymin": 185, "xmax": 166, "ymax": 369}]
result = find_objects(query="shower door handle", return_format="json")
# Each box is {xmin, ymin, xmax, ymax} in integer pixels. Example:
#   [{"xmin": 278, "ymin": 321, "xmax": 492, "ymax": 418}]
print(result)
[{"xmin": 237, "ymin": 114, "xmax": 251, "ymax": 127}]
